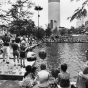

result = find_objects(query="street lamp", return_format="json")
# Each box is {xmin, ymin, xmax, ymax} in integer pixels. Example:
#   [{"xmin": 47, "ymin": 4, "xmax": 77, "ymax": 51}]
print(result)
[{"xmin": 34, "ymin": 5, "xmax": 43, "ymax": 29}]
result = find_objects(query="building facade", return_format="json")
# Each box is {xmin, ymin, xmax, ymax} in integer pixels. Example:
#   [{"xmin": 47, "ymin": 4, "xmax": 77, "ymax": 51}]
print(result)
[
  {"xmin": 48, "ymin": 0, "xmax": 60, "ymax": 30},
  {"xmin": 76, "ymin": 19, "xmax": 83, "ymax": 28}
]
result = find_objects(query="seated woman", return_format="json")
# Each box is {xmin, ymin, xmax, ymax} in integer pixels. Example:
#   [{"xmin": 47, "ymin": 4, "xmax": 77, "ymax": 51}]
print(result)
[
  {"xmin": 34, "ymin": 64, "xmax": 50, "ymax": 88},
  {"xmin": 20, "ymin": 65, "xmax": 36, "ymax": 88},
  {"xmin": 56, "ymin": 63, "xmax": 70, "ymax": 88}
]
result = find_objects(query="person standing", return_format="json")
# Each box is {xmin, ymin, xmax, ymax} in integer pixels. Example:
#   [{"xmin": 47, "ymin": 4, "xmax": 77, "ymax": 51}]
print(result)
[
  {"xmin": 19, "ymin": 41, "xmax": 27, "ymax": 67},
  {"xmin": 2, "ymin": 34, "xmax": 10, "ymax": 43},
  {"xmin": 15, "ymin": 34, "xmax": 21, "ymax": 47},
  {"xmin": 2, "ymin": 42, "xmax": 10, "ymax": 63},
  {"xmin": 11, "ymin": 40, "xmax": 20, "ymax": 66}
]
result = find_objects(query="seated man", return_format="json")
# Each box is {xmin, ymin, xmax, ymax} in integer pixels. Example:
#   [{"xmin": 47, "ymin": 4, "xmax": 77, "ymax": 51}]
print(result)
[{"xmin": 34, "ymin": 64, "xmax": 50, "ymax": 88}]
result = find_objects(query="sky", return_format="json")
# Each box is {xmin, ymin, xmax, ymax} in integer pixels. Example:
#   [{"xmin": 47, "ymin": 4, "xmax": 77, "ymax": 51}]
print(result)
[
  {"xmin": 30, "ymin": 0, "xmax": 48, "ymax": 29},
  {"xmin": 31, "ymin": 0, "xmax": 88, "ymax": 29},
  {"xmin": 60, "ymin": 0, "xmax": 86, "ymax": 28},
  {"xmin": 0, "ymin": 0, "xmax": 88, "ymax": 29}
]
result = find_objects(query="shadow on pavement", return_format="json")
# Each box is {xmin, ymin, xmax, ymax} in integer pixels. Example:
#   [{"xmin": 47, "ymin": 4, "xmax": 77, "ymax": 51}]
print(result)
[{"xmin": 0, "ymin": 80, "xmax": 20, "ymax": 88}]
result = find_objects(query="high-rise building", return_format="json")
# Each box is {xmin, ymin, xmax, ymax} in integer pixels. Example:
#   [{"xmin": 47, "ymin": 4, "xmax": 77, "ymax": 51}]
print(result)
[
  {"xmin": 76, "ymin": 19, "xmax": 83, "ymax": 28},
  {"xmin": 48, "ymin": 0, "xmax": 60, "ymax": 30}
]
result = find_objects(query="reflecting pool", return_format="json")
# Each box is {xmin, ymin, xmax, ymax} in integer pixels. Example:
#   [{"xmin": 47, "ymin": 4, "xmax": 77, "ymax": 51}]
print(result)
[{"xmin": 34, "ymin": 43, "xmax": 88, "ymax": 82}]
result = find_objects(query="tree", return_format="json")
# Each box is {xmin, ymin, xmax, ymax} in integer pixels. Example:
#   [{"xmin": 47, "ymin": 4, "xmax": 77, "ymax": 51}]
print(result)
[
  {"xmin": 9, "ymin": 19, "xmax": 35, "ymax": 35},
  {"xmin": 0, "ymin": 0, "xmax": 34, "ymax": 35},
  {"xmin": 70, "ymin": 26, "xmax": 76, "ymax": 34},
  {"xmin": 68, "ymin": 0, "xmax": 87, "ymax": 21},
  {"xmin": 33, "ymin": 27, "xmax": 45, "ymax": 39},
  {"xmin": 70, "ymin": 8, "xmax": 87, "ymax": 22},
  {"xmin": 71, "ymin": 0, "xmax": 88, "ymax": 7},
  {"xmin": 45, "ymin": 25, "xmax": 52, "ymax": 37},
  {"xmin": 6, "ymin": 0, "xmax": 34, "ymax": 20}
]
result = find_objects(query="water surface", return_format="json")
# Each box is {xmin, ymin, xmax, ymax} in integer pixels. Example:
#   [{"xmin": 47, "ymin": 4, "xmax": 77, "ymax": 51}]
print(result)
[{"xmin": 34, "ymin": 43, "xmax": 88, "ymax": 82}]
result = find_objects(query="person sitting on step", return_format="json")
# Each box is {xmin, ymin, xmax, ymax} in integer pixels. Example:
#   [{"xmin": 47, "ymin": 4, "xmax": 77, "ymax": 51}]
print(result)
[{"xmin": 56, "ymin": 63, "xmax": 70, "ymax": 88}]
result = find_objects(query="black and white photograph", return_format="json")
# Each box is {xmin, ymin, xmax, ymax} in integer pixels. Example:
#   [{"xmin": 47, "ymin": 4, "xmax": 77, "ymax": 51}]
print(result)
[{"xmin": 0, "ymin": 0, "xmax": 88, "ymax": 88}]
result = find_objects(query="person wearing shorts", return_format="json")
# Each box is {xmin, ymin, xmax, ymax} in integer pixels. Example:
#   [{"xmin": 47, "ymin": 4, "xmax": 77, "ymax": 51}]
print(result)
[
  {"xmin": 20, "ymin": 41, "xmax": 27, "ymax": 67},
  {"xmin": 11, "ymin": 40, "xmax": 20, "ymax": 65},
  {"xmin": 2, "ymin": 42, "xmax": 10, "ymax": 63}
]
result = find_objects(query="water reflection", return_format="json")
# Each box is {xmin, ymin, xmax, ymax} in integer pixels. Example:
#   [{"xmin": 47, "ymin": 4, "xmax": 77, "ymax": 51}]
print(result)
[
  {"xmin": 34, "ymin": 43, "xmax": 88, "ymax": 82},
  {"xmin": 46, "ymin": 43, "xmax": 60, "ymax": 69}
]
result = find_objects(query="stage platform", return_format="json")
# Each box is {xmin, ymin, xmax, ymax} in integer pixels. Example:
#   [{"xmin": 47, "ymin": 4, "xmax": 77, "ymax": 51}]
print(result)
[
  {"xmin": 0, "ymin": 58, "xmax": 35, "ymax": 80},
  {"xmin": 0, "ymin": 43, "xmax": 39, "ymax": 80}
]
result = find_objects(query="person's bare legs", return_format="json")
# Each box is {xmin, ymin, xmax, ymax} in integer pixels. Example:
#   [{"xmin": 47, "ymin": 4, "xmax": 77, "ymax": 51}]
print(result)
[
  {"xmin": 23, "ymin": 58, "xmax": 25, "ymax": 67},
  {"xmin": 14, "ymin": 56, "xmax": 16, "ymax": 66},
  {"xmin": 3, "ymin": 53, "xmax": 6, "ymax": 62},
  {"xmin": 20, "ymin": 58, "xmax": 25, "ymax": 68},
  {"xmin": 20, "ymin": 58, "xmax": 22, "ymax": 67},
  {"xmin": 6, "ymin": 54, "xmax": 10, "ymax": 64},
  {"xmin": 17, "ymin": 56, "xmax": 20, "ymax": 65}
]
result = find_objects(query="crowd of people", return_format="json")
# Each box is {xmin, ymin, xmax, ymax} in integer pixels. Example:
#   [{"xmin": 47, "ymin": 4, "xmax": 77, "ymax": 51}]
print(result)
[
  {"xmin": 19, "ymin": 63, "xmax": 73, "ymax": 88},
  {"xmin": 1, "ymin": 33, "xmax": 88, "ymax": 88},
  {"xmin": 18, "ymin": 61, "xmax": 88, "ymax": 88},
  {"xmin": 0, "ymin": 34, "xmax": 38, "ymax": 67},
  {"xmin": 43, "ymin": 36, "xmax": 88, "ymax": 43}
]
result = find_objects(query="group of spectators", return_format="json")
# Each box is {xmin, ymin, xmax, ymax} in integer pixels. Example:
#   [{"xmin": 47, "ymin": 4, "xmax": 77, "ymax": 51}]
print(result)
[
  {"xmin": 19, "ymin": 63, "xmax": 75, "ymax": 88},
  {"xmin": 19, "ymin": 61, "xmax": 88, "ymax": 88},
  {"xmin": 43, "ymin": 36, "xmax": 88, "ymax": 43},
  {"xmin": 1, "ymin": 34, "xmax": 88, "ymax": 88}
]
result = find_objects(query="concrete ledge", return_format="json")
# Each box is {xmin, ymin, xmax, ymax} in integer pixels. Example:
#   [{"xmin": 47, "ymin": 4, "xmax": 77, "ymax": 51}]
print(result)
[{"xmin": 0, "ymin": 74, "xmax": 23, "ymax": 80}]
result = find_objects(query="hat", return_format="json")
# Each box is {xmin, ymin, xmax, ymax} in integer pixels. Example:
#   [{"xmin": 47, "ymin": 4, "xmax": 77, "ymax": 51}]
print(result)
[
  {"xmin": 27, "ymin": 52, "xmax": 36, "ymax": 58},
  {"xmin": 25, "ymin": 52, "xmax": 36, "ymax": 67}
]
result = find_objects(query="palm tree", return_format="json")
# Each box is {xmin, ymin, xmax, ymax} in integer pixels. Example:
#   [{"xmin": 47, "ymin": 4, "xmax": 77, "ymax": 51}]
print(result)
[
  {"xmin": 68, "ymin": 0, "xmax": 88, "ymax": 22},
  {"xmin": 70, "ymin": 8, "xmax": 87, "ymax": 22}
]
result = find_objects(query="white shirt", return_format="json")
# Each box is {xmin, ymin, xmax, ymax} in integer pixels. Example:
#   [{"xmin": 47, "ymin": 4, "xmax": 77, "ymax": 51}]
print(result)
[
  {"xmin": 2, "ymin": 46, "xmax": 10, "ymax": 55},
  {"xmin": 37, "ymin": 70, "xmax": 49, "ymax": 83}
]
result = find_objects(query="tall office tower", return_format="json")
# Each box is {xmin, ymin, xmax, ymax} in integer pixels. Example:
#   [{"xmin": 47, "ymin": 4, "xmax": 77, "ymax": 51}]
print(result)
[{"xmin": 48, "ymin": 0, "xmax": 60, "ymax": 30}]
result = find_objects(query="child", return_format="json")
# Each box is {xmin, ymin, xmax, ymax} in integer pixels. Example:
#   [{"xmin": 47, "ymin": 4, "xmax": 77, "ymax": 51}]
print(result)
[{"xmin": 19, "ymin": 41, "xmax": 27, "ymax": 67}]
